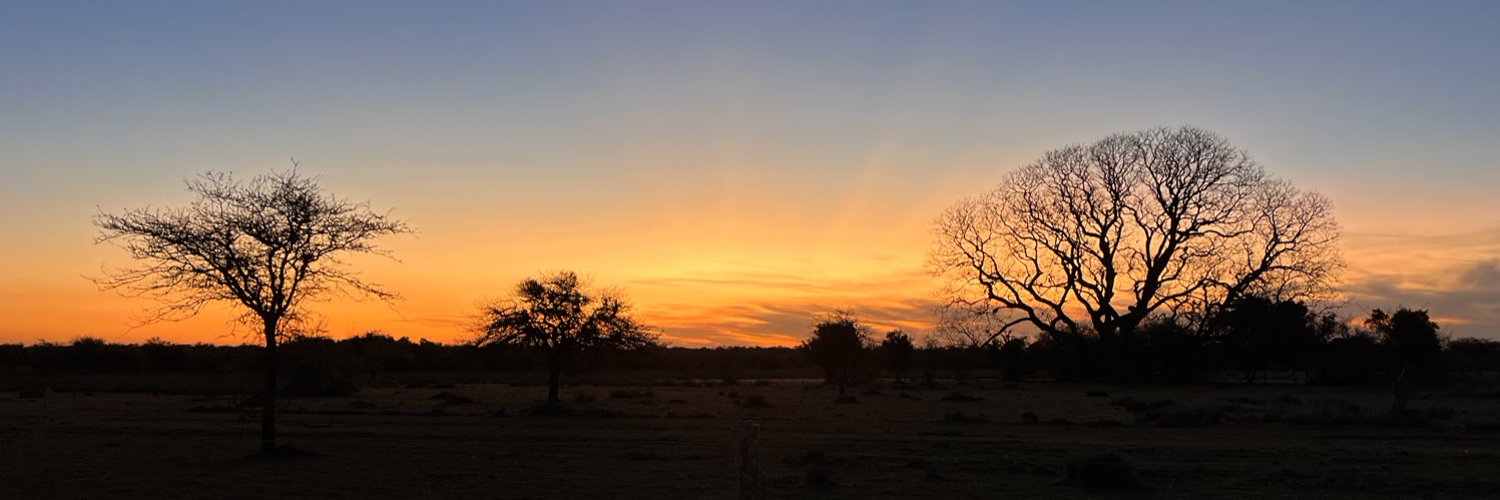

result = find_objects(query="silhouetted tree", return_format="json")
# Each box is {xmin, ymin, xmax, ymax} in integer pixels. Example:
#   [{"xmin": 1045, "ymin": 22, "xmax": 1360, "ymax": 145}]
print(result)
[
  {"xmin": 1217, "ymin": 296, "xmax": 1315, "ymax": 383},
  {"xmin": 993, "ymin": 337, "xmax": 1031, "ymax": 381},
  {"xmin": 931, "ymin": 126, "xmax": 1341, "ymax": 345},
  {"xmin": 1367, "ymin": 308, "xmax": 1444, "ymax": 383},
  {"xmin": 879, "ymin": 330, "xmax": 916, "ymax": 381},
  {"xmin": 931, "ymin": 302, "xmax": 1012, "ymax": 382},
  {"xmin": 94, "ymin": 168, "xmax": 410, "ymax": 453},
  {"xmin": 800, "ymin": 312, "xmax": 871, "ymax": 395},
  {"xmin": 1140, "ymin": 318, "xmax": 1206, "ymax": 382},
  {"xmin": 476, "ymin": 271, "xmax": 658, "ymax": 403},
  {"xmin": 1448, "ymin": 337, "xmax": 1500, "ymax": 381}
]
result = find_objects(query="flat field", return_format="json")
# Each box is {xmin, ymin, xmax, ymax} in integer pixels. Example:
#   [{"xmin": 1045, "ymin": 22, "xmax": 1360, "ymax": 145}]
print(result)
[{"xmin": 3, "ymin": 376, "xmax": 1499, "ymax": 498}]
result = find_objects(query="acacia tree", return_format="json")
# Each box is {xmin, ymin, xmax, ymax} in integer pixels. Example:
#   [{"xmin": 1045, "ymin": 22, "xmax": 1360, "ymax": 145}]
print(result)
[
  {"xmin": 476, "ymin": 271, "xmax": 658, "ymax": 403},
  {"xmin": 931, "ymin": 126, "xmax": 1340, "ymax": 341},
  {"xmin": 95, "ymin": 169, "xmax": 410, "ymax": 454}
]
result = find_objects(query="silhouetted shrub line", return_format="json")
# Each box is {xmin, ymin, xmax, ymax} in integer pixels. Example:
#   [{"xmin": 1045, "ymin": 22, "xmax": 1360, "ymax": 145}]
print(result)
[{"xmin": 3, "ymin": 306, "xmax": 1492, "ymax": 393}]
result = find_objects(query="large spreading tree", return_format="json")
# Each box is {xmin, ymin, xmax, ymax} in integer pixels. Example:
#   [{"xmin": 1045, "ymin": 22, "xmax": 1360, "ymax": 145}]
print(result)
[
  {"xmin": 931, "ymin": 126, "xmax": 1341, "ymax": 340},
  {"xmin": 95, "ymin": 169, "xmax": 411, "ymax": 453}
]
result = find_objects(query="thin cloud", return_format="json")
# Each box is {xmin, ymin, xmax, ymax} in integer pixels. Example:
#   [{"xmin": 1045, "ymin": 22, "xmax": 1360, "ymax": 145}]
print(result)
[{"xmin": 1341, "ymin": 228, "xmax": 1500, "ymax": 339}]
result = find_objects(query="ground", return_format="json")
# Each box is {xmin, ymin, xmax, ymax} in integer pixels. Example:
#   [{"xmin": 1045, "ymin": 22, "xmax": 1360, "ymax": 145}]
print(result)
[{"xmin": 3, "ymin": 375, "xmax": 1499, "ymax": 498}]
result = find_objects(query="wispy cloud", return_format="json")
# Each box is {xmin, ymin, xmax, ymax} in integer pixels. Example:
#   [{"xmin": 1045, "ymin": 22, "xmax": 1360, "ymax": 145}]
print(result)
[
  {"xmin": 1341, "ymin": 228, "xmax": 1500, "ymax": 338},
  {"xmin": 624, "ymin": 265, "xmax": 941, "ymax": 346}
]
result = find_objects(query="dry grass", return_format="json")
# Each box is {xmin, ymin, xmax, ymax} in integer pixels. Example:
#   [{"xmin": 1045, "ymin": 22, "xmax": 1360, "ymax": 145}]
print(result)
[{"xmin": 2, "ymin": 377, "xmax": 1499, "ymax": 498}]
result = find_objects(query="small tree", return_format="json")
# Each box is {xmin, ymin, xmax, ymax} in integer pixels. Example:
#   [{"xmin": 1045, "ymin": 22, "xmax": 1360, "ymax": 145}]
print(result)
[
  {"xmin": 880, "ymin": 330, "xmax": 916, "ymax": 382},
  {"xmin": 95, "ymin": 169, "xmax": 410, "ymax": 454},
  {"xmin": 800, "ymin": 312, "xmax": 871, "ymax": 396},
  {"xmin": 1367, "ymin": 308, "xmax": 1444, "ymax": 383},
  {"xmin": 476, "ymin": 271, "xmax": 658, "ymax": 403}
]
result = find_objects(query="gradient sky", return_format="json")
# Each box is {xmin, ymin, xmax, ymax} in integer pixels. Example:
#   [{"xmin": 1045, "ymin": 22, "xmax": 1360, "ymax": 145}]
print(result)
[{"xmin": 2, "ymin": 1, "xmax": 1498, "ymax": 346}]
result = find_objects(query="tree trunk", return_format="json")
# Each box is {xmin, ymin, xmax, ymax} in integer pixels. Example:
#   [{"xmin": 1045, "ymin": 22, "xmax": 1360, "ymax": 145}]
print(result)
[
  {"xmin": 547, "ymin": 366, "xmax": 561, "ymax": 403},
  {"xmin": 261, "ymin": 318, "xmax": 278, "ymax": 454}
]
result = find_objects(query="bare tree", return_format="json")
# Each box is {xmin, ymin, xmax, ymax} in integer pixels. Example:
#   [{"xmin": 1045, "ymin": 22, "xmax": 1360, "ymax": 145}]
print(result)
[
  {"xmin": 94, "ymin": 168, "xmax": 411, "ymax": 454},
  {"xmin": 930, "ymin": 126, "xmax": 1340, "ymax": 340},
  {"xmin": 931, "ymin": 301, "xmax": 1016, "ymax": 349},
  {"xmin": 476, "ymin": 271, "xmax": 659, "ymax": 403}
]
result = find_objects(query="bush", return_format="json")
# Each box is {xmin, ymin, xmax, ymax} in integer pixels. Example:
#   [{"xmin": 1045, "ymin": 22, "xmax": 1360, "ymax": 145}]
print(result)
[
  {"xmin": 608, "ymin": 389, "xmax": 653, "ymax": 399},
  {"xmin": 282, "ymin": 337, "xmax": 367, "ymax": 397},
  {"xmin": 1065, "ymin": 453, "xmax": 1140, "ymax": 491},
  {"xmin": 741, "ymin": 394, "xmax": 773, "ymax": 408}
]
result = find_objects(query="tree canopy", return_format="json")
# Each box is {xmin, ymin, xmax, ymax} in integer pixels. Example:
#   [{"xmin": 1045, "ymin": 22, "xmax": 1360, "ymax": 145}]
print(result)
[
  {"xmin": 476, "ymin": 271, "xmax": 658, "ymax": 402},
  {"xmin": 931, "ymin": 126, "xmax": 1341, "ymax": 340}
]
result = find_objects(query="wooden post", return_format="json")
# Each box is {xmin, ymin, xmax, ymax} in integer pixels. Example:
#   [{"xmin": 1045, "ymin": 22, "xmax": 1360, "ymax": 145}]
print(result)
[
  {"xmin": 1391, "ymin": 362, "xmax": 1415, "ymax": 417},
  {"xmin": 738, "ymin": 420, "xmax": 765, "ymax": 500}
]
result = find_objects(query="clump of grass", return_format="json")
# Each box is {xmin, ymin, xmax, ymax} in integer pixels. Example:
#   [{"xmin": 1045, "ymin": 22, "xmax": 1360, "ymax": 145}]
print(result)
[
  {"xmin": 1424, "ymin": 406, "xmax": 1456, "ymax": 420},
  {"xmin": 1154, "ymin": 405, "xmax": 1225, "ymax": 427},
  {"xmin": 430, "ymin": 391, "xmax": 476, "ymax": 404},
  {"xmin": 1287, "ymin": 398, "xmax": 1366, "ymax": 426},
  {"xmin": 741, "ymin": 394, "xmax": 773, "ymax": 408},
  {"xmin": 1110, "ymin": 397, "xmax": 1176, "ymax": 414},
  {"xmin": 1065, "ymin": 453, "xmax": 1140, "ymax": 491},
  {"xmin": 572, "ymin": 392, "xmax": 597, "ymax": 403},
  {"xmin": 785, "ymin": 450, "xmax": 826, "ymax": 466},
  {"xmin": 608, "ymin": 389, "xmax": 654, "ymax": 399},
  {"xmin": 944, "ymin": 411, "xmax": 987, "ymax": 423},
  {"xmin": 524, "ymin": 401, "xmax": 621, "ymax": 418},
  {"xmin": 1021, "ymin": 411, "xmax": 1040, "ymax": 424},
  {"xmin": 18, "ymin": 379, "xmax": 46, "ymax": 399},
  {"xmin": 621, "ymin": 450, "xmax": 668, "ymax": 461},
  {"xmin": 941, "ymin": 392, "xmax": 984, "ymax": 402},
  {"xmin": 805, "ymin": 468, "xmax": 836, "ymax": 488}
]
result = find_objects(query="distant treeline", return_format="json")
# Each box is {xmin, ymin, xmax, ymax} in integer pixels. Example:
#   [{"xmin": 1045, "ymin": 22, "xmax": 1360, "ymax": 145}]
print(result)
[
  {"xmin": 916, "ymin": 304, "xmax": 1500, "ymax": 386},
  {"xmin": 4, "ymin": 311, "xmax": 1499, "ymax": 391},
  {"xmin": 0, "ymin": 335, "xmax": 814, "ymax": 392}
]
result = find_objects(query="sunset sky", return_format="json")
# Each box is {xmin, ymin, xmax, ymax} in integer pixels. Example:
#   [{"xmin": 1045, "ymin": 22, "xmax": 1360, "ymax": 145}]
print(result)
[{"xmin": 2, "ymin": 1, "xmax": 1497, "ymax": 346}]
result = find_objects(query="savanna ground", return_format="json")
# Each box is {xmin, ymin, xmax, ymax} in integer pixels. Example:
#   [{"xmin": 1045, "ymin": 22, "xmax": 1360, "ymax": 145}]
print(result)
[{"xmin": 3, "ymin": 373, "xmax": 1499, "ymax": 499}]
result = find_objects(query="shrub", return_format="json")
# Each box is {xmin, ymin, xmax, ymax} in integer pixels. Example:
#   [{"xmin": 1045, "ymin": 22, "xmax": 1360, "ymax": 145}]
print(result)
[
  {"xmin": 741, "ymin": 394, "xmax": 773, "ymax": 408},
  {"xmin": 608, "ymin": 389, "xmax": 654, "ymax": 399},
  {"xmin": 1065, "ymin": 453, "xmax": 1140, "ymax": 491}
]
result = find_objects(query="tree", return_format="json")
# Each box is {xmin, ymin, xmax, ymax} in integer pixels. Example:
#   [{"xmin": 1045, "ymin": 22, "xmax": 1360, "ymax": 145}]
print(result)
[
  {"xmin": 879, "ymin": 330, "xmax": 916, "ymax": 381},
  {"xmin": 1216, "ymin": 296, "xmax": 1315, "ymax": 383},
  {"xmin": 476, "ymin": 271, "xmax": 658, "ymax": 403},
  {"xmin": 1366, "ymin": 308, "xmax": 1444, "ymax": 382},
  {"xmin": 95, "ymin": 169, "xmax": 410, "ymax": 454},
  {"xmin": 800, "ymin": 312, "xmax": 871, "ymax": 396},
  {"xmin": 930, "ymin": 302, "xmax": 1012, "ymax": 383},
  {"xmin": 931, "ymin": 126, "xmax": 1341, "ymax": 342}
]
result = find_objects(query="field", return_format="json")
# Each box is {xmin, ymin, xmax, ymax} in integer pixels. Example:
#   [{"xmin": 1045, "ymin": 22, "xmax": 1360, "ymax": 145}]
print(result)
[{"xmin": 4, "ymin": 375, "xmax": 1500, "ymax": 499}]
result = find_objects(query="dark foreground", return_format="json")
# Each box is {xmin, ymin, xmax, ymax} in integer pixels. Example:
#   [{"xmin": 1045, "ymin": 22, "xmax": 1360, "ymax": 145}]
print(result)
[{"xmin": 3, "ymin": 378, "xmax": 1499, "ymax": 499}]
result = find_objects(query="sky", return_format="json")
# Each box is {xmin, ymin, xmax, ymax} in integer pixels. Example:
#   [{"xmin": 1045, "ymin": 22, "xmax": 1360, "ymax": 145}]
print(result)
[{"xmin": 2, "ymin": 1, "xmax": 1498, "ymax": 346}]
